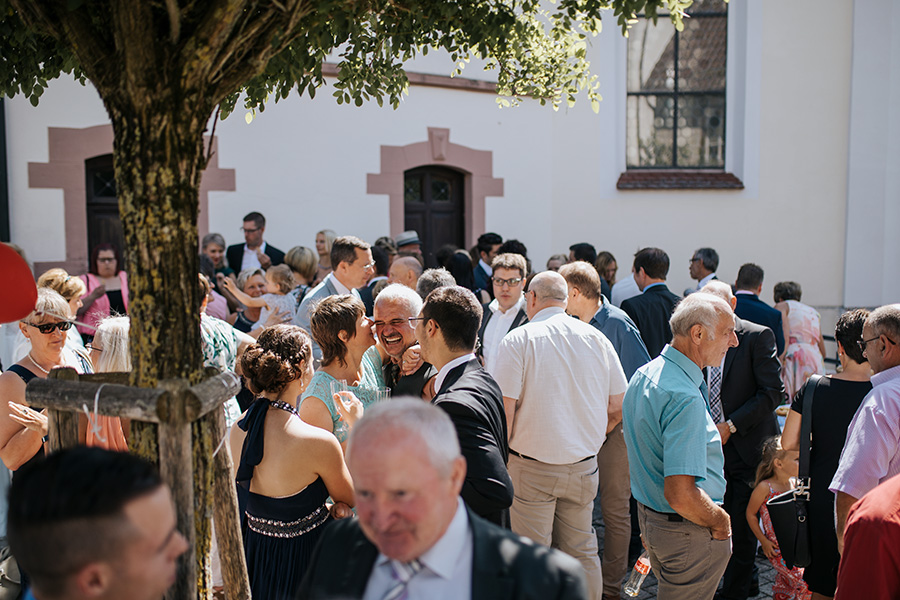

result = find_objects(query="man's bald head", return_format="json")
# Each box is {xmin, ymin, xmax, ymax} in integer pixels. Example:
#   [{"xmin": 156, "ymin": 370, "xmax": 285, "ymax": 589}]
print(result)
[
  {"xmin": 389, "ymin": 256, "xmax": 424, "ymax": 290},
  {"xmin": 525, "ymin": 271, "xmax": 568, "ymax": 319}
]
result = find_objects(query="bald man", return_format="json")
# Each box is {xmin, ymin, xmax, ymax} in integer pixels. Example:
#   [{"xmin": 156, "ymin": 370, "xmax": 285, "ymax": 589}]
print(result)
[
  {"xmin": 388, "ymin": 256, "xmax": 423, "ymax": 290},
  {"xmin": 493, "ymin": 271, "xmax": 628, "ymax": 600}
]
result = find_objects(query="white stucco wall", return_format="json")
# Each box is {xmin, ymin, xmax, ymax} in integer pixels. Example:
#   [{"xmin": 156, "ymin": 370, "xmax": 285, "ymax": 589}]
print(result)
[{"xmin": 2, "ymin": 0, "xmax": 874, "ymax": 316}]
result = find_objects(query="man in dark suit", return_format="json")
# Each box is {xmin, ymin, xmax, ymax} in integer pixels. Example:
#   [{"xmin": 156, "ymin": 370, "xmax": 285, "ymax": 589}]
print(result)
[
  {"xmin": 298, "ymin": 400, "xmax": 587, "ymax": 600},
  {"xmin": 416, "ymin": 286, "xmax": 514, "ymax": 525},
  {"xmin": 701, "ymin": 282, "xmax": 783, "ymax": 600},
  {"xmin": 477, "ymin": 253, "xmax": 528, "ymax": 374},
  {"xmin": 686, "ymin": 247, "xmax": 719, "ymax": 294},
  {"xmin": 473, "ymin": 232, "xmax": 503, "ymax": 300},
  {"xmin": 733, "ymin": 262, "xmax": 786, "ymax": 357},
  {"xmin": 356, "ymin": 244, "xmax": 389, "ymax": 316},
  {"xmin": 225, "ymin": 211, "xmax": 285, "ymax": 272},
  {"xmin": 373, "ymin": 283, "xmax": 437, "ymax": 398},
  {"xmin": 621, "ymin": 247, "xmax": 681, "ymax": 358}
]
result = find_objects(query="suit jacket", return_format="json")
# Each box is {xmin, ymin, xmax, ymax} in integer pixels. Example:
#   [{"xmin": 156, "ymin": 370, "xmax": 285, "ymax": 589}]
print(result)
[
  {"xmin": 225, "ymin": 242, "xmax": 285, "ymax": 273},
  {"xmin": 384, "ymin": 360, "xmax": 438, "ymax": 398},
  {"xmin": 433, "ymin": 359, "xmax": 513, "ymax": 526},
  {"xmin": 717, "ymin": 318, "xmax": 783, "ymax": 470},
  {"xmin": 620, "ymin": 283, "xmax": 681, "ymax": 359},
  {"xmin": 734, "ymin": 293, "xmax": 785, "ymax": 356},
  {"xmin": 356, "ymin": 278, "xmax": 381, "ymax": 316},
  {"xmin": 473, "ymin": 263, "xmax": 494, "ymax": 300},
  {"xmin": 476, "ymin": 305, "xmax": 528, "ymax": 361},
  {"xmin": 293, "ymin": 276, "xmax": 360, "ymax": 360},
  {"xmin": 297, "ymin": 507, "xmax": 588, "ymax": 600}
]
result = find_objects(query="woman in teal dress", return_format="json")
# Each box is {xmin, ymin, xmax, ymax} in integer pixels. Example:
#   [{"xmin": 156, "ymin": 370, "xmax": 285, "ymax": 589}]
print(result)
[{"xmin": 298, "ymin": 294, "xmax": 385, "ymax": 449}]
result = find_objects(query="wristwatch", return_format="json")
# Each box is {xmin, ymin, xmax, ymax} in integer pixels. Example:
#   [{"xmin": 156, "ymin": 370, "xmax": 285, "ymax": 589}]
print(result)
[{"xmin": 725, "ymin": 419, "xmax": 737, "ymax": 434}]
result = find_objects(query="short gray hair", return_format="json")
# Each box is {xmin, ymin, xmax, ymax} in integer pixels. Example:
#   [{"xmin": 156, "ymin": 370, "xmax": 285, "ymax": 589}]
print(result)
[
  {"xmin": 529, "ymin": 271, "xmax": 567, "ymax": 302},
  {"xmin": 347, "ymin": 399, "xmax": 461, "ymax": 476},
  {"xmin": 868, "ymin": 304, "xmax": 900, "ymax": 343},
  {"xmin": 670, "ymin": 292, "xmax": 732, "ymax": 340},
  {"xmin": 416, "ymin": 268, "xmax": 456, "ymax": 300},
  {"xmin": 699, "ymin": 281, "xmax": 734, "ymax": 305},
  {"xmin": 393, "ymin": 256, "xmax": 423, "ymax": 278},
  {"xmin": 201, "ymin": 232, "xmax": 226, "ymax": 250},
  {"xmin": 236, "ymin": 268, "xmax": 265, "ymax": 290},
  {"xmin": 374, "ymin": 283, "xmax": 423, "ymax": 317}
]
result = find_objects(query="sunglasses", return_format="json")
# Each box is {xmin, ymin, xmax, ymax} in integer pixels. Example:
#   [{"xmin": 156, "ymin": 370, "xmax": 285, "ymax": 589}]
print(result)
[{"xmin": 25, "ymin": 321, "xmax": 74, "ymax": 334}]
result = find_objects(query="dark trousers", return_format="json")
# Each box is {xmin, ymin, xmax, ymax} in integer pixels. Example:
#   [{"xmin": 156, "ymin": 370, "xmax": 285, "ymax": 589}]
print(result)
[{"xmin": 719, "ymin": 443, "xmax": 758, "ymax": 599}]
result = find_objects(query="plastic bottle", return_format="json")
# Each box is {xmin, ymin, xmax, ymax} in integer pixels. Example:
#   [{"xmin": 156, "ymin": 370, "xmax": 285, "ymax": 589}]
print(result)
[{"xmin": 623, "ymin": 550, "xmax": 651, "ymax": 596}]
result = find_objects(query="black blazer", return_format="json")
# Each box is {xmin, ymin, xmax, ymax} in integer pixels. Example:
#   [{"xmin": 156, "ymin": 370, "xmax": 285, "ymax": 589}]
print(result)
[
  {"xmin": 476, "ymin": 305, "xmax": 528, "ymax": 361},
  {"xmin": 225, "ymin": 242, "xmax": 285, "ymax": 273},
  {"xmin": 297, "ymin": 507, "xmax": 588, "ymax": 600},
  {"xmin": 620, "ymin": 284, "xmax": 681, "ymax": 359},
  {"xmin": 734, "ymin": 293, "xmax": 786, "ymax": 356},
  {"xmin": 433, "ymin": 359, "xmax": 513, "ymax": 526},
  {"xmin": 718, "ymin": 318, "xmax": 783, "ymax": 469}
]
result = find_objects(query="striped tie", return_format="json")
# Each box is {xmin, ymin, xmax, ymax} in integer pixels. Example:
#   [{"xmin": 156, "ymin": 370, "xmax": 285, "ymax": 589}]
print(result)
[
  {"xmin": 708, "ymin": 365, "xmax": 724, "ymax": 424},
  {"xmin": 382, "ymin": 559, "xmax": 423, "ymax": 600}
]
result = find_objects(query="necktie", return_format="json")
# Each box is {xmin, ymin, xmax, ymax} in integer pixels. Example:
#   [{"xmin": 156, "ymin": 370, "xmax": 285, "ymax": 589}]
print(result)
[
  {"xmin": 708, "ymin": 365, "xmax": 723, "ymax": 424},
  {"xmin": 382, "ymin": 559, "xmax": 423, "ymax": 600}
]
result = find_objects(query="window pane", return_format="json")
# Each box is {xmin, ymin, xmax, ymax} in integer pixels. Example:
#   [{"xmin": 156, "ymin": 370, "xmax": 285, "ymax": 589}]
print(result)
[
  {"xmin": 678, "ymin": 17, "xmax": 727, "ymax": 91},
  {"xmin": 685, "ymin": 0, "xmax": 727, "ymax": 14},
  {"xmin": 627, "ymin": 95, "xmax": 675, "ymax": 167},
  {"xmin": 432, "ymin": 178, "xmax": 451, "ymax": 202},
  {"xmin": 93, "ymin": 170, "xmax": 117, "ymax": 197},
  {"xmin": 626, "ymin": 20, "xmax": 676, "ymax": 93},
  {"xmin": 675, "ymin": 95, "xmax": 725, "ymax": 167},
  {"xmin": 404, "ymin": 176, "xmax": 422, "ymax": 204}
]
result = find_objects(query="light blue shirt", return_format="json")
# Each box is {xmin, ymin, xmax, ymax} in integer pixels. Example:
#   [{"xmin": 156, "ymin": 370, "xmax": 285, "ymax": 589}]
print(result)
[{"xmin": 622, "ymin": 344, "xmax": 726, "ymax": 513}]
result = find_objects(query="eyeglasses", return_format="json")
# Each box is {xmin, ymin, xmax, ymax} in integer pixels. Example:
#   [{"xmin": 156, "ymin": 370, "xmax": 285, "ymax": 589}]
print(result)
[
  {"xmin": 360, "ymin": 261, "xmax": 376, "ymax": 271},
  {"xmin": 97, "ymin": 257, "xmax": 116, "ymax": 263},
  {"xmin": 373, "ymin": 319, "xmax": 410, "ymax": 329},
  {"xmin": 859, "ymin": 334, "xmax": 897, "ymax": 354},
  {"xmin": 85, "ymin": 343, "xmax": 103, "ymax": 353},
  {"xmin": 492, "ymin": 276, "xmax": 523, "ymax": 288},
  {"xmin": 689, "ymin": 257, "xmax": 701, "ymax": 264},
  {"xmin": 25, "ymin": 321, "xmax": 74, "ymax": 334},
  {"xmin": 408, "ymin": 316, "xmax": 427, "ymax": 326},
  {"xmin": 240, "ymin": 226, "xmax": 261, "ymax": 234}
]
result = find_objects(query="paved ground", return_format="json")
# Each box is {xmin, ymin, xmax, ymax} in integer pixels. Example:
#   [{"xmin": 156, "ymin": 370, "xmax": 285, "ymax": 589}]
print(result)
[{"xmin": 596, "ymin": 520, "xmax": 779, "ymax": 599}]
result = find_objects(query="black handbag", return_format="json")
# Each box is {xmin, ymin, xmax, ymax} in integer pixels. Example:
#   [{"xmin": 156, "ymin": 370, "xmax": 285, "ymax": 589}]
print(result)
[{"xmin": 765, "ymin": 374, "xmax": 821, "ymax": 569}]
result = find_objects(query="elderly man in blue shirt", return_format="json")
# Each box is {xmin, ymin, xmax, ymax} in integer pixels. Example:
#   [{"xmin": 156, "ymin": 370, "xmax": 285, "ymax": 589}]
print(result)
[{"xmin": 622, "ymin": 292, "xmax": 738, "ymax": 600}]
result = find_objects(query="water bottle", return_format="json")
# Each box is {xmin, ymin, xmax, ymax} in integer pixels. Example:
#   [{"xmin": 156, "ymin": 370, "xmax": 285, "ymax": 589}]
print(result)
[{"xmin": 623, "ymin": 550, "xmax": 651, "ymax": 596}]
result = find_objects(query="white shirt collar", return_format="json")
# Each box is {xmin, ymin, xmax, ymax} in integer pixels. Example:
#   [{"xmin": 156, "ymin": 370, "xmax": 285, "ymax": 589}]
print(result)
[
  {"xmin": 734, "ymin": 289, "xmax": 756, "ymax": 296},
  {"xmin": 696, "ymin": 272, "xmax": 717, "ymax": 290},
  {"xmin": 478, "ymin": 259, "xmax": 493, "ymax": 276},
  {"xmin": 529, "ymin": 306, "xmax": 565, "ymax": 323},
  {"xmin": 375, "ymin": 498, "xmax": 470, "ymax": 580},
  {"xmin": 488, "ymin": 293, "xmax": 525, "ymax": 316},
  {"xmin": 434, "ymin": 353, "xmax": 476, "ymax": 395},
  {"xmin": 327, "ymin": 272, "xmax": 352, "ymax": 295}
]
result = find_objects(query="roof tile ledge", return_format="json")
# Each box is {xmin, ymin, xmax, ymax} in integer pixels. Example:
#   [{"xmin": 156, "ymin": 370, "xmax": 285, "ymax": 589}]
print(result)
[{"xmin": 617, "ymin": 171, "xmax": 744, "ymax": 190}]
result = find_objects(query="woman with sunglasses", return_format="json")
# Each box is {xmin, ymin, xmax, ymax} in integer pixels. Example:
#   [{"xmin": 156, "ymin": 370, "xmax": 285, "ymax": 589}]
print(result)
[
  {"xmin": 77, "ymin": 243, "xmax": 129, "ymax": 344},
  {"xmin": 11, "ymin": 267, "xmax": 88, "ymax": 363},
  {"xmin": 0, "ymin": 289, "xmax": 92, "ymax": 471}
]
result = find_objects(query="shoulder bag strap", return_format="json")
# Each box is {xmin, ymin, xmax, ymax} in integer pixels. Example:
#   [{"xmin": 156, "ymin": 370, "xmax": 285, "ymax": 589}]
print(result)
[{"xmin": 798, "ymin": 374, "xmax": 821, "ymax": 481}]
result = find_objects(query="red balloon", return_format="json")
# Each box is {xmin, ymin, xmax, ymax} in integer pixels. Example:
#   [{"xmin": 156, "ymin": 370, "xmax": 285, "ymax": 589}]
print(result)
[{"xmin": 0, "ymin": 244, "xmax": 37, "ymax": 322}]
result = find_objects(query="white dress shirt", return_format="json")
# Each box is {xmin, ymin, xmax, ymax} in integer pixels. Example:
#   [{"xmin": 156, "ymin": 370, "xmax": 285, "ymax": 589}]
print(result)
[
  {"xmin": 478, "ymin": 259, "xmax": 493, "ymax": 277},
  {"xmin": 240, "ymin": 241, "xmax": 267, "ymax": 271},
  {"xmin": 434, "ymin": 353, "xmax": 477, "ymax": 395},
  {"xmin": 611, "ymin": 273, "xmax": 641, "ymax": 307},
  {"xmin": 482, "ymin": 295, "xmax": 526, "ymax": 375},
  {"xmin": 327, "ymin": 272, "xmax": 352, "ymax": 295},
  {"xmin": 696, "ymin": 272, "xmax": 717, "ymax": 290},
  {"xmin": 362, "ymin": 498, "xmax": 473, "ymax": 600}
]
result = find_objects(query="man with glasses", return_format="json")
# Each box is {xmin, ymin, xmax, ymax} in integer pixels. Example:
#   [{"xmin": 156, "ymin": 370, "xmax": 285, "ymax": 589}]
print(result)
[
  {"xmin": 225, "ymin": 211, "xmax": 285, "ymax": 272},
  {"xmin": 372, "ymin": 284, "xmax": 436, "ymax": 398},
  {"xmin": 687, "ymin": 247, "xmax": 719, "ymax": 294},
  {"xmin": 477, "ymin": 253, "xmax": 528, "ymax": 375},
  {"xmin": 831, "ymin": 304, "xmax": 900, "ymax": 549},
  {"xmin": 294, "ymin": 236, "xmax": 374, "ymax": 360},
  {"xmin": 415, "ymin": 286, "xmax": 513, "ymax": 526}
]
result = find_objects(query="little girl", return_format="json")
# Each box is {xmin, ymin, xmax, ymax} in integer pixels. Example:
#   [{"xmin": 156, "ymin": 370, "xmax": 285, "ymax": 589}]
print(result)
[
  {"xmin": 746, "ymin": 436, "xmax": 811, "ymax": 600},
  {"xmin": 222, "ymin": 264, "xmax": 295, "ymax": 330}
]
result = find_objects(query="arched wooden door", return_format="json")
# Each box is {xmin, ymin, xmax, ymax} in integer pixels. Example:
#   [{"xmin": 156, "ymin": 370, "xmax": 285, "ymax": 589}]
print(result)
[
  {"xmin": 85, "ymin": 154, "xmax": 125, "ymax": 257},
  {"xmin": 403, "ymin": 166, "xmax": 464, "ymax": 268}
]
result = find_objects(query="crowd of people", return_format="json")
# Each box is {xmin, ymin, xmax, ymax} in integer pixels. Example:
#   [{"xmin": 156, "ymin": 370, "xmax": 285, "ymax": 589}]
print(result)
[{"xmin": 1, "ymin": 215, "xmax": 899, "ymax": 600}]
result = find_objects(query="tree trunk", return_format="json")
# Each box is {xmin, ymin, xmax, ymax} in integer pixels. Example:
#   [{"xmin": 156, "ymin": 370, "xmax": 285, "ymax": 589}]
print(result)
[{"xmin": 106, "ymin": 94, "xmax": 218, "ymax": 597}]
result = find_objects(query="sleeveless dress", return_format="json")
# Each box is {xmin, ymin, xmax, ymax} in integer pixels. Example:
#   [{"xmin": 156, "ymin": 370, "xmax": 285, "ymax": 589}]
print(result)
[
  {"xmin": 781, "ymin": 300, "xmax": 825, "ymax": 399},
  {"xmin": 760, "ymin": 483, "xmax": 812, "ymax": 600},
  {"xmin": 235, "ymin": 399, "xmax": 332, "ymax": 599}
]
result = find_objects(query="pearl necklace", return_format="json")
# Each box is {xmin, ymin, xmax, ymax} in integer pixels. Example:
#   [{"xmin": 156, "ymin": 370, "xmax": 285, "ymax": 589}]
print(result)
[{"xmin": 27, "ymin": 352, "xmax": 52, "ymax": 375}]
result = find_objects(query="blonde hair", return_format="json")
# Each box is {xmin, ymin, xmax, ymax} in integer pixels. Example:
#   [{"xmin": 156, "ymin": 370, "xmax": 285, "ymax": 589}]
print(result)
[
  {"xmin": 285, "ymin": 246, "xmax": 318, "ymax": 282},
  {"xmin": 92, "ymin": 317, "xmax": 131, "ymax": 373},
  {"xmin": 37, "ymin": 268, "xmax": 86, "ymax": 303},
  {"xmin": 266, "ymin": 264, "xmax": 294, "ymax": 295},
  {"xmin": 22, "ymin": 288, "xmax": 70, "ymax": 324},
  {"xmin": 317, "ymin": 229, "xmax": 337, "ymax": 255},
  {"xmin": 755, "ymin": 436, "xmax": 789, "ymax": 487}
]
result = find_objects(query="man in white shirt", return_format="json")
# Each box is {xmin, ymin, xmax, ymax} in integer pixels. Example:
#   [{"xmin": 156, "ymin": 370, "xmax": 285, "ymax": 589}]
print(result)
[
  {"xmin": 298, "ymin": 400, "xmax": 588, "ymax": 600},
  {"xmin": 477, "ymin": 253, "xmax": 528, "ymax": 374},
  {"xmin": 493, "ymin": 271, "xmax": 628, "ymax": 600},
  {"xmin": 294, "ymin": 235, "xmax": 374, "ymax": 359},
  {"xmin": 225, "ymin": 211, "xmax": 285, "ymax": 272}
]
